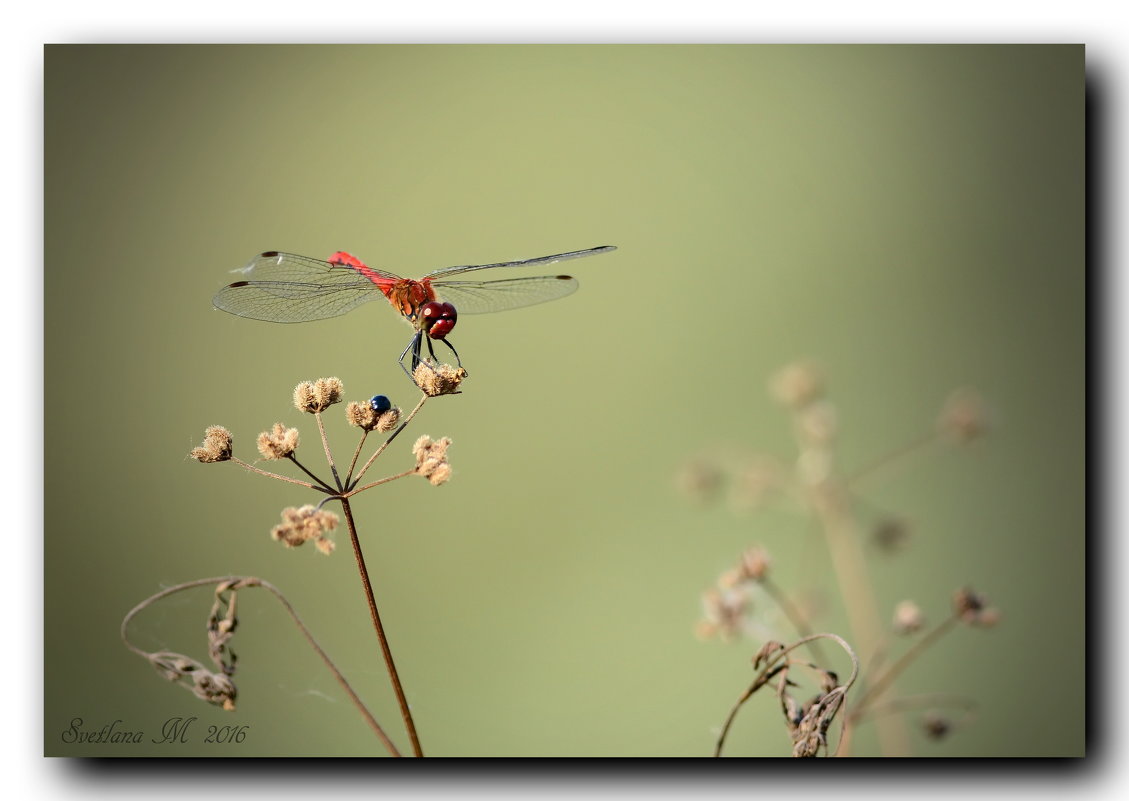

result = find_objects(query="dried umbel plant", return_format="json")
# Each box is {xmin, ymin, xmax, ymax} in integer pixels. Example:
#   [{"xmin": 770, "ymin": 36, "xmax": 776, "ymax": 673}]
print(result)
[
  {"xmin": 156, "ymin": 371, "xmax": 463, "ymax": 757},
  {"xmin": 685, "ymin": 361, "xmax": 998, "ymax": 756}
]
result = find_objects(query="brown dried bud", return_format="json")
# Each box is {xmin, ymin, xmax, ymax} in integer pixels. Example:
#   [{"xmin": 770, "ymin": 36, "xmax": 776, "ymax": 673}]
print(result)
[
  {"xmin": 922, "ymin": 713, "xmax": 951, "ymax": 740},
  {"xmin": 256, "ymin": 423, "xmax": 299, "ymax": 460},
  {"xmin": 872, "ymin": 517, "xmax": 911, "ymax": 553},
  {"xmin": 294, "ymin": 377, "xmax": 344, "ymax": 413},
  {"xmin": 753, "ymin": 640, "xmax": 785, "ymax": 670},
  {"xmin": 892, "ymin": 600, "xmax": 926, "ymax": 635},
  {"xmin": 190, "ymin": 426, "xmax": 233, "ymax": 463},
  {"xmin": 345, "ymin": 400, "xmax": 377, "ymax": 429},
  {"xmin": 270, "ymin": 505, "xmax": 339, "ymax": 554},
  {"xmin": 413, "ymin": 363, "xmax": 467, "ymax": 396},
  {"xmin": 769, "ymin": 361, "xmax": 823, "ymax": 409},
  {"xmin": 375, "ymin": 407, "xmax": 400, "ymax": 432},
  {"xmin": 738, "ymin": 546, "xmax": 771, "ymax": 582},
  {"xmin": 952, "ymin": 586, "xmax": 999, "ymax": 627},
  {"xmin": 938, "ymin": 388, "xmax": 988, "ymax": 443},
  {"xmin": 412, "ymin": 435, "xmax": 453, "ymax": 485}
]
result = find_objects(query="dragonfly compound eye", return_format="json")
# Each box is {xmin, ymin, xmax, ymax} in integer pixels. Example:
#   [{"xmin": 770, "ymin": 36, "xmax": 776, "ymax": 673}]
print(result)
[{"xmin": 421, "ymin": 301, "xmax": 457, "ymax": 339}]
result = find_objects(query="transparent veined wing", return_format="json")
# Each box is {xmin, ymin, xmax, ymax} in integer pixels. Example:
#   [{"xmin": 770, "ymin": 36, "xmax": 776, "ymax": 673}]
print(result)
[
  {"xmin": 431, "ymin": 275, "xmax": 580, "ymax": 315},
  {"xmin": 212, "ymin": 251, "xmax": 396, "ymax": 323},
  {"xmin": 423, "ymin": 245, "xmax": 616, "ymax": 280}
]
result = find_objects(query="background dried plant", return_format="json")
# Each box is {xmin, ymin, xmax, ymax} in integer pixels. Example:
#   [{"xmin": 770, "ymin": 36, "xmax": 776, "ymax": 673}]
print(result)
[{"xmin": 684, "ymin": 361, "xmax": 1003, "ymax": 756}]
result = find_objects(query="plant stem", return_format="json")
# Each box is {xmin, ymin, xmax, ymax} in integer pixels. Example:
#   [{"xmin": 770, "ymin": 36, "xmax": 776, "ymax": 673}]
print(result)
[
  {"xmin": 760, "ymin": 576, "xmax": 829, "ymax": 665},
  {"xmin": 852, "ymin": 614, "xmax": 959, "ymax": 718},
  {"xmin": 339, "ymin": 498, "xmax": 424, "ymax": 757},
  {"xmin": 314, "ymin": 411, "xmax": 343, "ymax": 490},
  {"xmin": 230, "ymin": 457, "xmax": 332, "ymax": 492}
]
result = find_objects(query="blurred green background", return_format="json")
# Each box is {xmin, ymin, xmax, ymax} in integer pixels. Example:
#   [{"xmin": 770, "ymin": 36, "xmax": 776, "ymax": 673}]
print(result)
[{"xmin": 45, "ymin": 45, "xmax": 1083, "ymax": 757}]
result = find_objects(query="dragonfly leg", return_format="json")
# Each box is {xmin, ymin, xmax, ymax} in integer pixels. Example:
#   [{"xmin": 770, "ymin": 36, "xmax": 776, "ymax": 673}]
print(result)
[
  {"xmin": 399, "ymin": 331, "xmax": 425, "ymax": 380},
  {"xmin": 437, "ymin": 337, "xmax": 463, "ymax": 369}
]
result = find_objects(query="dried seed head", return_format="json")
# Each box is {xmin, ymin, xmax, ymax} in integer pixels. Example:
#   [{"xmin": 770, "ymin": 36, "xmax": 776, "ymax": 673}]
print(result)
[
  {"xmin": 375, "ymin": 407, "xmax": 401, "ymax": 432},
  {"xmin": 696, "ymin": 587, "xmax": 749, "ymax": 642},
  {"xmin": 769, "ymin": 361, "xmax": 823, "ymax": 409},
  {"xmin": 346, "ymin": 400, "xmax": 377, "ymax": 429},
  {"xmin": 872, "ymin": 517, "xmax": 912, "ymax": 553},
  {"xmin": 256, "ymin": 422, "xmax": 299, "ymax": 460},
  {"xmin": 294, "ymin": 377, "xmax": 345, "ymax": 413},
  {"xmin": 190, "ymin": 426, "xmax": 233, "ymax": 463},
  {"xmin": 892, "ymin": 600, "xmax": 926, "ymax": 635},
  {"xmin": 938, "ymin": 388, "xmax": 988, "ymax": 443},
  {"xmin": 922, "ymin": 713, "xmax": 951, "ymax": 740},
  {"xmin": 413, "ymin": 363, "xmax": 467, "ymax": 396},
  {"xmin": 270, "ymin": 505, "xmax": 339, "ymax": 554},
  {"xmin": 346, "ymin": 399, "xmax": 400, "ymax": 432},
  {"xmin": 739, "ymin": 546, "xmax": 771, "ymax": 582},
  {"xmin": 413, "ymin": 435, "xmax": 453, "ymax": 485},
  {"xmin": 675, "ymin": 458, "xmax": 723, "ymax": 504},
  {"xmin": 952, "ymin": 586, "xmax": 1000, "ymax": 627}
]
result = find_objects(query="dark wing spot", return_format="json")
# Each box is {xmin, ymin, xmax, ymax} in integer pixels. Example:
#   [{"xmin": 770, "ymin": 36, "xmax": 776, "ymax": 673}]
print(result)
[
  {"xmin": 556, "ymin": 274, "xmax": 573, "ymax": 280},
  {"xmin": 261, "ymin": 251, "xmax": 279, "ymax": 257},
  {"xmin": 227, "ymin": 281, "xmax": 251, "ymax": 288}
]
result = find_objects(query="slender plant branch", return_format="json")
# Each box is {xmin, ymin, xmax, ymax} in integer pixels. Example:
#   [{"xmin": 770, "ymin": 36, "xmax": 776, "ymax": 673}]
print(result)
[
  {"xmin": 287, "ymin": 453, "xmax": 338, "ymax": 493},
  {"xmin": 852, "ymin": 614, "xmax": 959, "ymax": 718},
  {"xmin": 844, "ymin": 430, "xmax": 939, "ymax": 488},
  {"xmin": 345, "ymin": 430, "xmax": 370, "ymax": 486},
  {"xmin": 313, "ymin": 410, "xmax": 343, "ymax": 490},
  {"xmin": 346, "ymin": 468, "xmax": 416, "ymax": 497},
  {"xmin": 121, "ymin": 576, "xmax": 401, "ymax": 757},
  {"xmin": 230, "ymin": 457, "xmax": 332, "ymax": 493},
  {"xmin": 760, "ymin": 576, "xmax": 829, "ymax": 665},
  {"xmin": 339, "ymin": 497, "xmax": 424, "ymax": 757}
]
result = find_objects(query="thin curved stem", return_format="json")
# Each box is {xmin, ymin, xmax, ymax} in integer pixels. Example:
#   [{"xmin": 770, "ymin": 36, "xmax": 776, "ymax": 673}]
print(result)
[
  {"xmin": 760, "ymin": 576, "xmax": 829, "ymax": 665},
  {"xmin": 852, "ymin": 614, "xmax": 959, "ymax": 718},
  {"xmin": 121, "ymin": 576, "xmax": 400, "ymax": 756}
]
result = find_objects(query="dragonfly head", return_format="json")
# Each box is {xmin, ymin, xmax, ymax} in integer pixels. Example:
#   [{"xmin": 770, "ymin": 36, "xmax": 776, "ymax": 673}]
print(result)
[{"xmin": 420, "ymin": 301, "xmax": 457, "ymax": 339}]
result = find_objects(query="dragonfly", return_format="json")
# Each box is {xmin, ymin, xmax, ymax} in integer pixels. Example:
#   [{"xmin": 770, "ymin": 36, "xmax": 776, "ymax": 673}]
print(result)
[{"xmin": 213, "ymin": 245, "xmax": 616, "ymax": 382}]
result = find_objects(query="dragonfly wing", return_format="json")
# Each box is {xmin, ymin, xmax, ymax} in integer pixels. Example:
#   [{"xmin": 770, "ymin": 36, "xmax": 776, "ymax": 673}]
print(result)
[
  {"xmin": 424, "ymin": 245, "xmax": 616, "ymax": 279},
  {"xmin": 213, "ymin": 251, "xmax": 392, "ymax": 323},
  {"xmin": 432, "ymin": 275, "xmax": 579, "ymax": 315}
]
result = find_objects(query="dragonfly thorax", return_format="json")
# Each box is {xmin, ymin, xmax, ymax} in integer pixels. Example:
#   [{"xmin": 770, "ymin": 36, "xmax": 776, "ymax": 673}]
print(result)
[{"xmin": 383, "ymin": 279, "xmax": 438, "ymax": 323}]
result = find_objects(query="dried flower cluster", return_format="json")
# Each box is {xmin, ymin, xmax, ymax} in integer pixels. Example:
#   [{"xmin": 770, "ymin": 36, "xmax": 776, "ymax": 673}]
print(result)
[
  {"xmin": 189, "ymin": 426, "xmax": 233, "ymax": 463},
  {"xmin": 294, "ymin": 377, "xmax": 344, "ymax": 413},
  {"xmin": 271, "ymin": 505, "xmax": 340, "ymax": 555},
  {"xmin": 412, "ymin": 435, "xmax": 453, "ymax": 486},
  {"xmin": 346, "ymin": 400, "xmax": 401, "ymax": 432},
  {"xmin": 257, "ymin": 423, "xmax": 299, "ymax": 460},
  {"xmin": 413, "ymin": 363, "xmax": 467, "ymax": 397}
]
